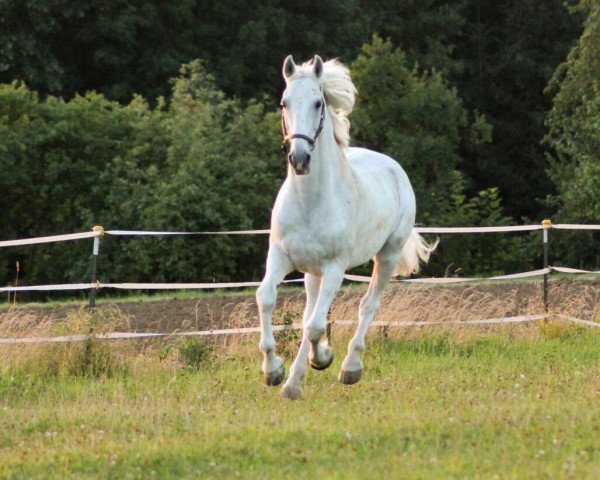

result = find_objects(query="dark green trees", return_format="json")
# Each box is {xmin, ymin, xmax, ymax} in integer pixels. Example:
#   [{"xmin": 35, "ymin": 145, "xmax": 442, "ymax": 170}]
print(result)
[
  {"xmin": 0, "ymin": 0, "xmax": 594, "ymax": 287},
  {"xmin": 0, "ymin": 63, "xmax": 282, "ymax": 286},
  {"xmin": 546, "ymin": 0, "xmax": 600, "ymax": 221}
]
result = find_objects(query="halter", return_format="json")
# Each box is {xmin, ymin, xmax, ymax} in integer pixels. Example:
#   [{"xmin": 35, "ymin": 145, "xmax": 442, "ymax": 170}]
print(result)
[{"xmin": 281, "ymin": 99, "xmax": 326, "ymax": 154}]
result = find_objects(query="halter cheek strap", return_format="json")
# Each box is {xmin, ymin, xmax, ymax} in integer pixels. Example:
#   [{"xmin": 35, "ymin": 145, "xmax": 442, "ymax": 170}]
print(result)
[{"xmin": 281, "ymin": 100, "xmax": 326, "ymax": 154}]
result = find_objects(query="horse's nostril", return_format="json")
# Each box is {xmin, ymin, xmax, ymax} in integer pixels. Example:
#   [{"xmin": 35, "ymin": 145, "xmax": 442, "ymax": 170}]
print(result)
[
  {"xmin": 305, "ymin": 154, "xmax": 311, "ymax": 165},
  {"xmin": 288, "ymin": 153, "xmax": 296, "ymax": 167}
]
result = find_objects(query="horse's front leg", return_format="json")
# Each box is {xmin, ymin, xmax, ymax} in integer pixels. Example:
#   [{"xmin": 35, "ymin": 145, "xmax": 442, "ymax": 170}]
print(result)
[
  {"xmin": 281, "ymin": 265, "xmax": 344, "ymax": 399},
  {"xmin": 257, "ymin": 245, "xmax": 293, "ymax": 386},
  {"xmin": 304, "ymin": 275, "xmax": 334, "ymax": 372}
]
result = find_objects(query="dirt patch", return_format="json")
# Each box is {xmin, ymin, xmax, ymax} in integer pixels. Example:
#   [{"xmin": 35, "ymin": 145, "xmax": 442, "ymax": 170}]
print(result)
[
  {"xmin": 2, "ymin": 292, "xmax": 300, "ymax": 333},
  {"xmin": 4, "ymin": 278, "xmax": 599, "ymax": 334}
]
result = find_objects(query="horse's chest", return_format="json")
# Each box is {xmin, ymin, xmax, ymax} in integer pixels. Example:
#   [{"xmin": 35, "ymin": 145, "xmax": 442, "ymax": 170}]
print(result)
[{"xmin": 273, "ymin": 217, "xmax": 346, "ymax": 272}]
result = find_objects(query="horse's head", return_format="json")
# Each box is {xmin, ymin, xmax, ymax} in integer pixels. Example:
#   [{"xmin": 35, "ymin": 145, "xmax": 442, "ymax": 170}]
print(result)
[{"xmin": 280, "ymin": 55, "xmax": 326, "ymax": 176}]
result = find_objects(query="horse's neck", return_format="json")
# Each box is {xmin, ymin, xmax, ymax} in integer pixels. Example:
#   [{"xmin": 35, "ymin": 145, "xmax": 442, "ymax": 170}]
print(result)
[{"xmin": 287, "ymin": 121, "xmax": 351, "ymax": 208}]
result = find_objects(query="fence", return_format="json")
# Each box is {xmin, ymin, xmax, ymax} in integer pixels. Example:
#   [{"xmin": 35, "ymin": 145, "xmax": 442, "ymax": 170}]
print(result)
[{"xmin": 1, "ymin": 221, "xmax": 599, "ymax": 343}]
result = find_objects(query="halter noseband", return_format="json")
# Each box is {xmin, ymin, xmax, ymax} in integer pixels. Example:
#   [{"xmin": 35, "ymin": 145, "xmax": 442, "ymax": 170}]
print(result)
[{"xmin": 281, "ymin": 99, "xmax": 326, "ymax": 154}]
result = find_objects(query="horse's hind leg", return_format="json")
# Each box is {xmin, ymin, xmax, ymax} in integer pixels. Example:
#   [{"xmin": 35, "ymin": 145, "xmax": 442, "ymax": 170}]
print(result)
[
  {"xmin": 257, "ymin": 245, "xmax": 293, "ymax": 386},
  {"xmin": 282, "ymin": 266, "xmax": 344, "ymax": 399},
  {"xmin": 339, "ymin": 243, "xmax": 400, "ymax": 385}
]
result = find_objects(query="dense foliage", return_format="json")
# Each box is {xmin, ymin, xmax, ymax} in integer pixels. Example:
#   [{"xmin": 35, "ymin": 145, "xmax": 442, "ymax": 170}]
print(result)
[
  {"xmin": 546, "ymin": 0, "xmax": 600, "ymax": 220},
  {"xmin": 0, "ymin": 0, "xmax": 597, "ymax": 288},
  {"xmin": 544, "ymin": 0, "xmax": 600, "ymax": 267},
  {"xmin": 0, "ymin": 63, "xmax": 282, "ymax": 285}
]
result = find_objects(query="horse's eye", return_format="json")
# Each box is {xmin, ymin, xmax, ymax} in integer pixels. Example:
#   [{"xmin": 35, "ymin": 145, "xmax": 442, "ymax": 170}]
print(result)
[{"xmin": 315, "ymin": 100, "xmax": 322, "ymax": 109}]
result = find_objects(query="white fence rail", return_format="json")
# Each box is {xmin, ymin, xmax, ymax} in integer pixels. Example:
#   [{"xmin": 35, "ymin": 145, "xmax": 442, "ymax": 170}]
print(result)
[
  {"xmin": 2, "ymin": 222, "xmax": 599, "ymax": 294},
  {"xmin": 1, "ymin": 221, "xmax": 599, "ymax": 343},
  {"xmin": 2, "ymin": 222, "xmax": 598, "ymax": 249}
]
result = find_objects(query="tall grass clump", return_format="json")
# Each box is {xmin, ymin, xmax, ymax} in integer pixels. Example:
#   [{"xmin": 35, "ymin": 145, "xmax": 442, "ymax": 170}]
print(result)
[{"xmin": 0, "ymin": 306, "xmax": 133, "ymax": 379}]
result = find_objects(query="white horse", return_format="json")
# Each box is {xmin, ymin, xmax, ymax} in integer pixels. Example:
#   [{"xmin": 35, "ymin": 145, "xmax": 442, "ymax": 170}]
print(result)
[{"xmin": 257, "ymin": 55, "xmax": 436, "ymax": 399}]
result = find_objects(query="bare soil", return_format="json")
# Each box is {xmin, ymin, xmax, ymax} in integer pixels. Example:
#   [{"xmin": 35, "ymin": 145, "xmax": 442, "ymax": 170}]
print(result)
[{"xmin": 4, "ymin": 278, "xmax": 599, "ymax": 333}]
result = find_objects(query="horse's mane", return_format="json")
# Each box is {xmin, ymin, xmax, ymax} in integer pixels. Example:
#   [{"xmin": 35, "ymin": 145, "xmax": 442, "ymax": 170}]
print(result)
[{"xmin": 294, "ymin": 59, "xmax": 357, "ymax": 148}]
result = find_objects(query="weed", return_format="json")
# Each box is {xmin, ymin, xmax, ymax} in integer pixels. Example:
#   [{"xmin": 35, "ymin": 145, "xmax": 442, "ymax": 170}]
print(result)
[
  {"xmin": 177, "ymin": 337, "xmax": 212, "ymax": 369},
  {"xmin": 274, "ymin": 308, "xmax": 301, "ymax": 359},
  {"xmin": 539, "ymin": 317, "xmax": 586, "ymax": 340}
]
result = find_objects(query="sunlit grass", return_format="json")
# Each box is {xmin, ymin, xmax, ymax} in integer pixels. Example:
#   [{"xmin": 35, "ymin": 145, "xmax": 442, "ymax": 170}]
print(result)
[{"xmin": 1, "ymin": 317, "xmax": 599, "ymax": 479}]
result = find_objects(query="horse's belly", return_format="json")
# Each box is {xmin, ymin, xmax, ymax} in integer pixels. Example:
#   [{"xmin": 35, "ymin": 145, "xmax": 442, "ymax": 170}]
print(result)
[{"xmin": 346, "ymin": 219, "xmax": 397, "ymax": 267}]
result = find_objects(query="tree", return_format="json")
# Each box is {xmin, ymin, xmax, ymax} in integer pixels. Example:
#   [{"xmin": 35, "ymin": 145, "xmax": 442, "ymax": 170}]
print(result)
[
  {"xmin": 0, "ymin": 0, "xmax": 466, "ymax": 103},
  {"xmin": 544, "ymin": 0, "xmax": 600, "ymax": 268},
  {"xmin": 0, "ymin": 62, "xmax": 286, "ymax": 287},
  {"xmin": 0, "ymin": 81, "xmax": 167, "ymax": 286},
  {"xmin": 137, "ymin": 61, "xmax": 283, "ymax": 282},
  {"xmin": 0, "ymin": 0, "xmax": 69, "ymax": 95},
  {"xmin": 545, "ymin": 0, "xmax": 600, "ymax": 220},
  {"xmin": 452, "ymin": 0, "xmax": 583, "ymax": 220},
  {"xmin": 0, "ymin": 0, "xmax": 198, "ymax": 103}
]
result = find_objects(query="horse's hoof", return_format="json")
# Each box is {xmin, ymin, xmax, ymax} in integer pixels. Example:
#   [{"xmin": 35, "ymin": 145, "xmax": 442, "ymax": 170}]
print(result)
[
  {"xmin": 264, "ymin": 363, "xmax": 285, "ymax": 386},
  {"xmin": 310, "ymin": 346, "xmax": 334, "ymax": 371},
  {"xmin": 281, "ymin": 383, "xmax": 303, "ymax": 400},
  {"xmin": 339, "ymin": 368, "xmax": 362, "ymax": 385}
]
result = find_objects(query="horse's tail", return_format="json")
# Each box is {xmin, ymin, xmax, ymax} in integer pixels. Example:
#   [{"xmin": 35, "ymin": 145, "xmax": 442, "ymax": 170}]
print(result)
[{"xmin": 394, "ymin": 229, "xmax": 438, "ymax": 277}]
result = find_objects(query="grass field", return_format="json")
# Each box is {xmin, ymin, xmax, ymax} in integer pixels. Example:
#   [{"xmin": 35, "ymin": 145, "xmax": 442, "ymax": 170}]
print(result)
[{"xmin": 1, "ymin": 313, "xmax": 599, "ymax": 479}]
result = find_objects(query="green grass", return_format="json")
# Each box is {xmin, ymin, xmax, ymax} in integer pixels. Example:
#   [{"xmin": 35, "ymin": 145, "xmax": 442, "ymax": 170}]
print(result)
[{"xmin": 1, "ymin": 325, "xmax": 599, "ymax": 479}]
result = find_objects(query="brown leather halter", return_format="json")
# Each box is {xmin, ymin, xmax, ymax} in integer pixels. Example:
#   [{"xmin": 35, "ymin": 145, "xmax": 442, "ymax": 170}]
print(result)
[{"xmin": 281, "ymin": 99, "xmax": 326, "ymax": 154}]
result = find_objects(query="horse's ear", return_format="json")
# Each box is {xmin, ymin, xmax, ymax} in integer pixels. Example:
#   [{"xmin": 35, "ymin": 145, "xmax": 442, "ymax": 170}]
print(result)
[
  {"xmin": 283, "ymin": 55, "xmax": 296, "ymax": 80},
  {"xmin": 313, "ymin": 55, "xmax": 323, "ymax": 79}
]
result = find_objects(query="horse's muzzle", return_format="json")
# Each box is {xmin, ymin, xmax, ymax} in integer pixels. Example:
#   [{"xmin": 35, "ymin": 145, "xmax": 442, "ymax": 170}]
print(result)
[{"xmin": 288, "ymin": 152, "xmax": 311, "ymax": 175}]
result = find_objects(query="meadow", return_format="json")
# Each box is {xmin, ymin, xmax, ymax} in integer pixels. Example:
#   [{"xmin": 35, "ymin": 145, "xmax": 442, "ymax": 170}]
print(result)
[{"xmin": 1, "ymin": 304, "xmax": 599, "ymax": 479}]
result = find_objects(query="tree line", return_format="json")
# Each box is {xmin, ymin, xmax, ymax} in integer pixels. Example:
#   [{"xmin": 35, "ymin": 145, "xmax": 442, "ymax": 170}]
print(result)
[{"xmin": 0, "ymin": 0, "xmax": 598, "ymax": 289}]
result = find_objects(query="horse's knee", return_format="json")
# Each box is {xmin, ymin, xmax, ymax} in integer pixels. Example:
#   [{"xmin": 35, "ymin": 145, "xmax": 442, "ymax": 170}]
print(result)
[{"xmin": 256, "ymin": 283, "xmax": 276, "ymax": 312}]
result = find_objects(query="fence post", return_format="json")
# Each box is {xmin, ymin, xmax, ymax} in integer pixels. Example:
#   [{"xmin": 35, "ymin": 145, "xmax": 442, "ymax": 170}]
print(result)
[
  {"xmin": 88, "ymin": 225, "xmax": 104, "ymax": 308},
  {"xmin": 542, "ymin": 219, "xmax": 552, "ymax": 315}
]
